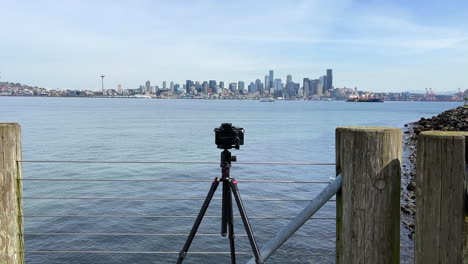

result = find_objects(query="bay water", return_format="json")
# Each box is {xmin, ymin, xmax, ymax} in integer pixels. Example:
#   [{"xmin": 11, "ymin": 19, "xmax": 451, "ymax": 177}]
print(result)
[{"xmin": 0, "ymin": 97, "xmax": 461, "ymax": 263}]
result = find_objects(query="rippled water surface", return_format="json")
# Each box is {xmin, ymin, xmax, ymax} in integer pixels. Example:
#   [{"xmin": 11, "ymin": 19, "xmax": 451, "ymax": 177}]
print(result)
[{"xmin": 0, "ymin": 97, "xmax": 461, "ymax": 263}]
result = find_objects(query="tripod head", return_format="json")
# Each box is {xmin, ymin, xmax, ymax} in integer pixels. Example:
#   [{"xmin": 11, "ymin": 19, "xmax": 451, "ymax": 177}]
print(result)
[
  {"xmin": 221, "ymin": 149, "xmax": 237, "ymax": 163},
  {"xmin": 220, "ymin": 149, "xmax": 236, "ymax": 179}
]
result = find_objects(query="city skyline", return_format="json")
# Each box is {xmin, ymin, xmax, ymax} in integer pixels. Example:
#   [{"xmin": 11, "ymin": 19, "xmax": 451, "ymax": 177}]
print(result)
[
  {"xmin": 105, "ymin": 68, "xmax": 333, "ymax": 93},
  {"xmin": 1, "ymin": 1, "xmax": 467, "ymax": 91},
  {"xmin": 2, "ymin": 66, "xmax": 466, "ymax": 101}
]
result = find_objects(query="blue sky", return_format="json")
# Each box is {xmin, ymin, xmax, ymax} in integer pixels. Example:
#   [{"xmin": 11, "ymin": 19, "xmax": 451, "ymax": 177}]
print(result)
[{"xmin": 1, "ymin": 0, "xmax": 467, "ymax": 92}]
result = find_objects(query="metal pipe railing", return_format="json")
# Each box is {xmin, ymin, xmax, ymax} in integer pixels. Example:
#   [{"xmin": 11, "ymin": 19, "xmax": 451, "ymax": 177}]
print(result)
[
  {"xmin": 19, "ymin": 178, "xmax": 330, "ymax": 184},
  {"xmin": 18, "ymin": 158, "xmax": 338, "ymax": 262},
  {"xmin": 20, "ymin": 196, "xmax": 332, "ymax": 201},
  {"xmin": 246, "ymin": 174, "xmax": 341, "ymax": 264},
  {"xmin": 19, "ymin": 214, "xmax": 336, "ymax": 220},
  {"xmin": 19, "ymin": 160, "xmax": 335, "ymax": 166},
  {"xmin": 22, "ymin": 250, "xmax": 333, "ymax": 256},
  {"xmin": 21, "ymin": 232, "xmax": 337, "ymax": 238}
]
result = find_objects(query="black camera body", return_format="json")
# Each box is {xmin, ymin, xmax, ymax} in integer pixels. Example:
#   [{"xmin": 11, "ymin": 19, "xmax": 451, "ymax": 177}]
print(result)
[{"xmin": 214, "ymin": 123, "xmax": 244, "ymax": 149}]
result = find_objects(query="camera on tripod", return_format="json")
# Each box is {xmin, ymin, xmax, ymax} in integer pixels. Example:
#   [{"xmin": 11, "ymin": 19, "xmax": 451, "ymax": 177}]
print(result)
[
  {"xmin": 214, "ymin": 123, "xmax": 244, "ymax": 149},
  {"xmin": 178, "ymin": 123, "xmax": 262, "ymax": 264}
]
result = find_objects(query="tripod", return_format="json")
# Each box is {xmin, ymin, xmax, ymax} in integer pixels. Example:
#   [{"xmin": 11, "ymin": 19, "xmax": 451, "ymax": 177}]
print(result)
[{"xmin": 177, "ymin": 149, "xmax": 263, "ymax": 264}]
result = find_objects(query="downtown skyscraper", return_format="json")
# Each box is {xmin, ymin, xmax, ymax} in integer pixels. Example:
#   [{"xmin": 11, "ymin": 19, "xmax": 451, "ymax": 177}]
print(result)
[
  {"xmin": 268, "ymin": 70, "xmax": 274, "ymax": 90},
  {"xmin": 326, "ymin": 69, "xmax": 333, "ymax": 91}
]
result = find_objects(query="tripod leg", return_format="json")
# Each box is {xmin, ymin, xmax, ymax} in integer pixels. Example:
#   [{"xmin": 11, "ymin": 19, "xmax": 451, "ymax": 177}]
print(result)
[
  {"xmin": 230, "ymin": 180, "xmax": 264, "ymax": 264},
  {"xmin": 221, "ymin": 180, "xmax": 228, "ymax": 236},
  {"xmin": 177, "ymin": 178, "xmax": 220, "ymax": 264},
  {"xmin": 226, "ymin": 182, "xmax": 236, "ymax": 264}
]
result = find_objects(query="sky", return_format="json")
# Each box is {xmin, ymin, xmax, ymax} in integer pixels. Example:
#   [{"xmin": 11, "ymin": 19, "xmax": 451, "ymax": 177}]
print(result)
[{"xmin": 1, "ymin": 0, "xmax": 467, "ymax": 92}]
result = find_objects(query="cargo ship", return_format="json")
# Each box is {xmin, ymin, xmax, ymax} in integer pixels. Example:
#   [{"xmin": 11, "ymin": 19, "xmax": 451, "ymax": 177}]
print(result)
[{"xmin": 346, "ymin": 97, "xmax": 384, "ymax": 102}]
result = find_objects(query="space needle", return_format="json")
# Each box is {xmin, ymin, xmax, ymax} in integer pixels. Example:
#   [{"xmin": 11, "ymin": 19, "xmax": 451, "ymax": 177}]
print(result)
[{"xmin": 101, "ymin": 74, "xmax": 105, "ymax": 95}]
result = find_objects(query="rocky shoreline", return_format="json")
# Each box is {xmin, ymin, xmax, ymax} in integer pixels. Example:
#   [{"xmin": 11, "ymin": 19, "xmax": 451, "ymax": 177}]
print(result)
[{"xmin": 401, "ymin": 106, "xmax": 468, "ymax": 239}]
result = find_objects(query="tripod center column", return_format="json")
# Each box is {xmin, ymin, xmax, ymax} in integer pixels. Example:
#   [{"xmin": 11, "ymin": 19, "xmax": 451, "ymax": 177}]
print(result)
[{"xmin": 221, "ymin": 149, "xmax": 232, "ymax": 179}]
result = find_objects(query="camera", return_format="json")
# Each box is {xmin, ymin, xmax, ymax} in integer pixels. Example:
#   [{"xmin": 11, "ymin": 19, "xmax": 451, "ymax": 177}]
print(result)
[{"xmin": 214, "ymin": 123, "xmax": 244, "ymax": 149}]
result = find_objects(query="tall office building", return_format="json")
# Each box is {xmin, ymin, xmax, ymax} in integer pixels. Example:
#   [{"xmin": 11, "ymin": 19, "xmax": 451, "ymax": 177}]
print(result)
[
  {"xmin": 285, "ymin": 75, "xmax": 293, "ymax": 98},
  {"xmin": 264, "ymin": 75, "xmax": 269, "ymax": 90},
  {"xmin": 308, "ymin": 79, "xmax": 315, "ymax": 95},
  {"xmin": 269, "ymin": 70, "xmax": 274, "ymax": 89},
  {"xmin": 255, "ymin": 79, "xmax": 262, "ymax": 94},
  {"xmin": 316, "ymin": 83, "xmax": 323, "ymax": 96},
  {"xmin": 294, "ymin": 83, "xmax": 300, "ymax": 96},
  {"xmin": 273, "ymin": 78, "xmax": 282, "ymax": 91},
  {"xmin": 229, "ymin": 83, "xmax": 237, "ymax": 93},
  {"xmin": 286, "ymin": 81, "xmax": 295, "ymax": 98},
  {"xmin": 145, "ymin": 80, "xmax": 151, "ymax": 93},
  {"xmin": 202, "ymin": 81, "xmax": 209, "ymax": 93},
  {"xmin": 209, "ymin": 80, "xmax": 216, "ymax": 89},
  {"xmin": 303, "ymin": 78, "xmax": 310, "ymax": 98},
  {"xmin": 208, "ymin": 80, "xmax": 217, "ymax": 94},
  {"xmin": 259, "ymin": 83, "xmax": 265, "ymax": 95},
  {"xmin": 319, "ymin": 76, "xmax": 326, "ymax": 94},
  {"xmin": 238, "ymin": 81, "xmax": 245, "ymax": 92},
  {"xmin": 273, "ymin": 78, "xmax": 283, "ymax": 97},
  {"xmin": 309, "ymin": 79, "xmax": 322, "ymax": 95},
  {"xmin": 326, "ymin": 69, "xmax": 333, "ymax": 91},
  {"xmin": 170, "ymin": 81, "xmax": 174, "ymax": 91},
  {"xmin": 322, "ymin": 75, "xmax": 327, "ymax": 94},
  {"xmin": 162, "ymin": 81, "xmax": 167, "ymax": 89},
  {"xmin": 186, "ymin": 80, "xmax": 193, "ymax": 93},
  {"xmin": 248, "ymin": 82, "xmax": 256, "ymax": 94},
  {"xmin": 219, "ymin": 81, "xmax": 224, "ymax": 89},
  {"xmin": 194, "ymin": 81, "xmax": 201, "ymax": 90},
  {"xmin": 307, "ymin": 79, "xmax": 323, "ymax": 96}
]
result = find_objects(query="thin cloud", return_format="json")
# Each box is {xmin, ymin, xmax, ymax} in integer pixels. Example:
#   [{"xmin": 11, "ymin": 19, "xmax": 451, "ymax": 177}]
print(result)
[{"xmin": 0, "ymin": 0, "xmax": 467, "ymax": 91}]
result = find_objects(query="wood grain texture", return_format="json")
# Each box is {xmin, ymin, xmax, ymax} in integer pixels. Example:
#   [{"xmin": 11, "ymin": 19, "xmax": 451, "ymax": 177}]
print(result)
[
  {"xmin": 335, "ymin": 126, "xmax": 343, "ymax": 264},
  {"xmin": 465, "ymin": 215, "xmax": 468, "ymax": 264},
  {"xmin": 336, "ymin": 127, "xmax": 402, "ymax": 264},
  {"xmin": 415, "ymin": 131, "xmax": 466, "ymax": 264},
  {"xmin": 0, "ymin": 124, "xmax": 24, "ymax": 264}
]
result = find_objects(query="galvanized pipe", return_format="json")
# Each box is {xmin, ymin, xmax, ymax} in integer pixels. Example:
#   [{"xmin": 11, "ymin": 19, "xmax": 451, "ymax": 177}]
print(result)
[{"xmin": 246, "ymin": 174, "xmax": 342, "ymax": 264}]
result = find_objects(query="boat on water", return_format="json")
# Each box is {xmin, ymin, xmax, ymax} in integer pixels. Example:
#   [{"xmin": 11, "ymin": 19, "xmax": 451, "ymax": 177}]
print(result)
[
  {"xmin": 132, "ymin": 94, "xmax": 152, "ymax": 99},
  {"xmin": 347, "ymin": 97, "xmax": 384, "ymax": 102},
  {"xmin": 260, "ymin": 98, "xmax": 275, "ymax": 102}
]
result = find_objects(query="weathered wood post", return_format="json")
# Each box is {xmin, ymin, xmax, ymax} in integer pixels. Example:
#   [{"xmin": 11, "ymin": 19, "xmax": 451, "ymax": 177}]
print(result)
[
  {"xmin": 415, "ymin": 131, "xmax": 466, "ymax": 263},
  {"xmin": 336, "ymin": 127, "xmax": 402, "ymax": 263},
  {"xmin": 0, "ymin": 123, "xmax": 24, "ymax": 264}
]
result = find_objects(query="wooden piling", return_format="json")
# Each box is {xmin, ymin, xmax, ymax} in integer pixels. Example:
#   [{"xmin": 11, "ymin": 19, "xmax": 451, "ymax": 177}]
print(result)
[
  {"xmin": 0, "ymin": 123, "xmax": 24, "ymax": 264},
  {"xmin": 415, "ymin": 131, "xmax": 466, "ymax": 264},
  {"xmin": 336, "ymin": 127, "xmax": 402, "ymax": 264}
]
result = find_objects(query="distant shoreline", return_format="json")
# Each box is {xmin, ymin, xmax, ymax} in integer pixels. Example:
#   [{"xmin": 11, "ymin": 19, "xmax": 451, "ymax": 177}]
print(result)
[{"xmin": 0, "ymin": 95, "xmax": 465, "ymax": 102}]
